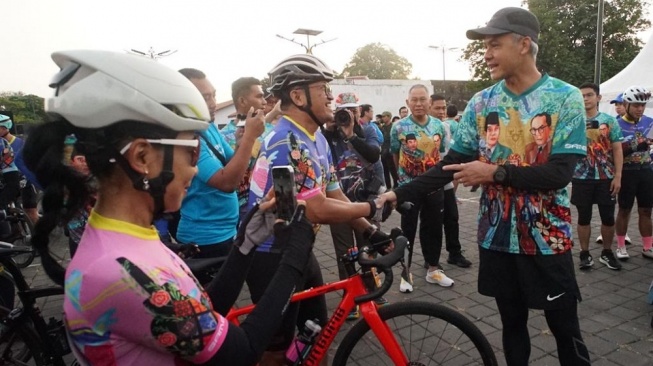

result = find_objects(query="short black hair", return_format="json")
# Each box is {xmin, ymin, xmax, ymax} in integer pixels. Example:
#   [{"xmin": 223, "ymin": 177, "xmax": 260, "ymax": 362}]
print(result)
[
  {"xmin": 430, "ymin": 94, "xmax": 446, "ymax": 102},
  {"xmin": 375, "ymin": 114, "xmax": 382, "ymax": 119},
  {"xmin": 231, "ymin": 77, "xmax": 261, "ymax": 105},
  {"xmin": 447, "ymin": 105, "xmax": 458, "ymax": 118},
  {"xmin": 485, "ymin": 112, "xmax": 500, "ymax": 131},
  {"xmin": 178, "ymin": 68, "xmax": 206, "ymax": 80},
  {"xmin": 399, "ymin": 106, "xmax": 408, "ymax": 114},
  {"xmin": 360, "ymin": 104, "xmax": 373, "ymax": 116},
  {"xmin": 406, "ymin": 133, "xmax": 417, "ymax": 141},
  {"xmin": 392, "ymin": 116, "xmax": 400, "ymax": 122},
  {"xmin": 578, "ymin": 82, "xmax": 599, "ymax": 96}
]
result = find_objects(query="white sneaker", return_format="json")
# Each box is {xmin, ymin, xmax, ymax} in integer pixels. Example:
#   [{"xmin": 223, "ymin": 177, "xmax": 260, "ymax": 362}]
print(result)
[
  {"xmin": 399, "ymin": 273, "xmax": 413, "ymax": 293},
  {"xmin": 615, "ymin": 247, "xmax": 630, "ymax": 260},
  {"xmin": 595, "ymin": 235, "xmax": 603, "ymax": 244},
  {"xmin": 625, "ymin": 234, "xmax": 632, "ymax": 245},
  {"xmin": 426, "ymin": 269, "xmax": 454, "ymax": 287},
  {"xmin": 642, "ymin": 248, "xmax": 653, "ymax": 259}
]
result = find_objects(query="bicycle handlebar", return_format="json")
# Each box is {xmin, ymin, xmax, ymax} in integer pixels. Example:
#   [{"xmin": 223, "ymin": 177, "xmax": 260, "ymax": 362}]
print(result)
[{"xmin": 354, "ymin": 236, "xmax": 408, "ymax": 304}]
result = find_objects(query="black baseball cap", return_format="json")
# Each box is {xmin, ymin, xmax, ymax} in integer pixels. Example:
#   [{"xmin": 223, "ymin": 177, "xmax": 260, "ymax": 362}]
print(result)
[{"xmin": 466, "ymin": 7, "xmax": 540, "ymax": 44}]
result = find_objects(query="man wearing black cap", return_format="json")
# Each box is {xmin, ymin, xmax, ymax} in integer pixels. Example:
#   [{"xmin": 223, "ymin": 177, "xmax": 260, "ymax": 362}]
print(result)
[{"xmin": 378, "ymin": 7, "xmax": 591, "ymax": 365}]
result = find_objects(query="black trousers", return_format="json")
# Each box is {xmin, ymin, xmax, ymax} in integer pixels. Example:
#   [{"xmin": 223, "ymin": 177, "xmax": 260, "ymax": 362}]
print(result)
[
  {"xmin": 401, "ymin": 189, "xmax": 444, "ymax": 267},
  {"xmin": 443, "ymin": 187, "xmax": 463, "ymax": 256},
  {"xmin": 381, "ymin": 152, "xmax": 399, "ymax": 189}
]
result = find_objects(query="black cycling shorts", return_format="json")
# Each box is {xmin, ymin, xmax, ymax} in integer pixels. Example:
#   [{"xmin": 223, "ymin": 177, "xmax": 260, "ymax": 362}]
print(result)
[
  {"xmin": 617, "ymin": 168, "xmax": 653, "ymax": 209},
  {"xmin": 570, "ymin": 179, "xmax": 615, "ymax": 206},
  {"xmin": 478, "ymin": 248, "xmax": 581, "ymax": 310}
]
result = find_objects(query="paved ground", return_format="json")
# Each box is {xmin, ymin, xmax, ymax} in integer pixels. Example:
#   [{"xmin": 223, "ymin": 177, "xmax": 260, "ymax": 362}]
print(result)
[{"xmin": 23, "ymin": 184, "xmax": 653, "ymax": 365}]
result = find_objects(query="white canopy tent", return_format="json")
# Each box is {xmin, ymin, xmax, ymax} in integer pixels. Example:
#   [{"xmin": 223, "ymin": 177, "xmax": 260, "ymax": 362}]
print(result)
[{"xmin": 599, "ymin": 32, "xmax": 653, "ymax": 117}]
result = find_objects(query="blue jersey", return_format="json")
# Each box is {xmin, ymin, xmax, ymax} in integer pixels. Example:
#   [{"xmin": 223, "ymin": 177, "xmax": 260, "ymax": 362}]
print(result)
[
  {"xmin": 248, "ymin": 116, "xmax": 339, "ymax": 252},
  {"xmin": 177, "ymin": 123, "xmax": 238, "ymax": 245},
  {"xmin": 452, "ymin": 74, "xmax": 586, "ymax": 256},
  {"xmin": 618, "ymin": 114, "xmax": 653, "ymax": 166}
]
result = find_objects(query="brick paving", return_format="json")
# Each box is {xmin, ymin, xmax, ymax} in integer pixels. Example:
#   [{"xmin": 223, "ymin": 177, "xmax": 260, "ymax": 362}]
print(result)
[{"xmin": 22, "ymin": 184, "xmax": 653, "ymax": 365}]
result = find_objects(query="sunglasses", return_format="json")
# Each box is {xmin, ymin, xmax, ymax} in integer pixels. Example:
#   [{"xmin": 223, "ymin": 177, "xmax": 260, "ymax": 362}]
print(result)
[{"xmin": 120, "ymin": 137, "xmax": 201, "ymax": 167}]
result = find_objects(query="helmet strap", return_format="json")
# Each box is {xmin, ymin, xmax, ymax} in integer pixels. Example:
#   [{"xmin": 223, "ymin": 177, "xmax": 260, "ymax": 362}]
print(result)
[
  {"xmin": 112, "ymin": 145, "xmax": 175, "ymax": 220},
  {"xmin": 625, "ymin": 104, "xmax": 640, "ymax": 123},
  {"xmin": 295, "ymin": 84, "xmax": 324, "ymax": 127}
]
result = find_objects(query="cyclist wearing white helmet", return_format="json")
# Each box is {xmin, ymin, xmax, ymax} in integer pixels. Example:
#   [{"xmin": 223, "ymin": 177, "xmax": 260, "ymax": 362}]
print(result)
[
  {"xmin": 614, "ymin": 85, "xmax": 653, "ymax": 260},
  {"xmin": 23, "ymin": 49, "xmax": 318, "ymax": 365},
  {"xmin": 245, "ymin": 54, "xmax": 391, "ymax": 364}
]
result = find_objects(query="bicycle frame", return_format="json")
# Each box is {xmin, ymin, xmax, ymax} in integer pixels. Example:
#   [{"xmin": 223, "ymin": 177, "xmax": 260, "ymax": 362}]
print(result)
[
  {"xmin": 0, "ymin": 253, "xmax": 67, "ymax": 365},
  {"xmin": 227, "ymin": 269, "xmax": 407, "ymax": 365}
]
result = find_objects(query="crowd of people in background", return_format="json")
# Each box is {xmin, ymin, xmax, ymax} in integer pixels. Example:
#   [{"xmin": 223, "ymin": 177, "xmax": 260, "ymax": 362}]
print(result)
[{"xmin": 1, "ymin": 5, "xmax": 653, "ymax": 366}]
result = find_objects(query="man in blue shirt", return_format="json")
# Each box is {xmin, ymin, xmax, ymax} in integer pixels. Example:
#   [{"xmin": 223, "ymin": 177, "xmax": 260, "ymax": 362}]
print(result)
[{"xmin": 176, "ymin": 68, "xmax": 265, "ymax": 258}]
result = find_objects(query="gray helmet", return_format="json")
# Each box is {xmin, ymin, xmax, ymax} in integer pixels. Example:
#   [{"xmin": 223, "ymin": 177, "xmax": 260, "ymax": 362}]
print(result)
[
  {"xmin": 622, "ymin": 85, "xmax": 651, "ymax": 104},
  {"xmin": 267, "ymin": 54, "xmax": 334, "ymax": 96}
]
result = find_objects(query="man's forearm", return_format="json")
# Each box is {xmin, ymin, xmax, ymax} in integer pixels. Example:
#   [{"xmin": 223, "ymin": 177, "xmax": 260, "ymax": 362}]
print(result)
[
  {"xmin": 306, "ymin": 198, "xmax": 371, "ymax": 224},
  {"xmin": 612, "ymin": 142, "xmax": 623, "ymax": 179},
  {"xmin": 504, "ymin": 153, "xmax": 582, "ymax": 191},
  {"xmin": 393, "ymin": 150, "xmax": 473, "ymax": 204},
  {"xmin": 208, "ymin": 137, "xmax": 255, "ymax": 191}
]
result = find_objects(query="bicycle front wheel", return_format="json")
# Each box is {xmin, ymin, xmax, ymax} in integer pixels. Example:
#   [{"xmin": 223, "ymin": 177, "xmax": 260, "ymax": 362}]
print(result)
[{"xmin": 333, "ymin": 301, "xmax": 497, "ymax": 366}]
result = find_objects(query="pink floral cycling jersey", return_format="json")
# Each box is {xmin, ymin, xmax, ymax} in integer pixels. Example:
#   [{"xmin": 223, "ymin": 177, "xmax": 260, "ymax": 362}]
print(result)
[{"xmin": 64, "ymin": 211, "xmax": 229, "ymax": 365}]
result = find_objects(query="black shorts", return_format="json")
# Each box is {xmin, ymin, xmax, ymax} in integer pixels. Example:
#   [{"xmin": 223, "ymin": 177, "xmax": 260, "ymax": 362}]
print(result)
[
  {"xmin": 570, "ymin": 179, "xmax": 615, "ymax": 206},
  {"xmin": 478, "ymin": 248, "xmax": 581, "ymax": 310},
  {"xmin": 20, "ymin": 182, "xmax": 39, "ymax": 209},
  {"xmin": 618, "ymin": 168, "xmax": 653, "ymax": 209}
]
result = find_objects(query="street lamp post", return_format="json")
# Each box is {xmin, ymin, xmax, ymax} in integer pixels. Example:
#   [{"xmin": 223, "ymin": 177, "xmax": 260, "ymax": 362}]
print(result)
[
  {"xmin": 428, "ymin": 45, "xmax": 459, "ymax": 82},
  {"xmin": 594, "ymin": 0, "xmax": 605, "ymax": 85}
]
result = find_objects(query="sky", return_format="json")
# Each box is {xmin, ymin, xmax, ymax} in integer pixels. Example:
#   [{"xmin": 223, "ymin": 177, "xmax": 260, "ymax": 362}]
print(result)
[{"xmin": 3, "ymin": 0, "xmax": 652, "ymax": 103}]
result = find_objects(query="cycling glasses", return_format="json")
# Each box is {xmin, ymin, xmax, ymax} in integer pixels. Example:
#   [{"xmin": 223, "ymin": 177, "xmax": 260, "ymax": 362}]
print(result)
[{"xmin": 120, "ymin": 137, "xmax": 200, "ymax": 167}]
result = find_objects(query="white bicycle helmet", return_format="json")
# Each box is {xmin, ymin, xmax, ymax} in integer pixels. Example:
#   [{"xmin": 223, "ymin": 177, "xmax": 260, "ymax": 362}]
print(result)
[
  {"xmin": 47, "ymin": 50, "xmax": 209, "ymax": 132},
  {"xmin": 622, "ymin": 85, "xmax": 651, "ymax": 104},
  {"xmin": 267, "ymin": 54, "xmax": 334, "ymax": 96}
]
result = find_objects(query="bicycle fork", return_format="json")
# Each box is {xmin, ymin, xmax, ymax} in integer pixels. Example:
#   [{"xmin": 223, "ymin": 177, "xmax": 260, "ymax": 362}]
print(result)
[{"xmin": 359, "ymin": 302, "xmax": 409, "ymax": 365}]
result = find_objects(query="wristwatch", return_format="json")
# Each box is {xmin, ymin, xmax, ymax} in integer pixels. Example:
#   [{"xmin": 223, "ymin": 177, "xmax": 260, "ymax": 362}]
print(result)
[{"xmin": 493, "ymin": 165, "xmax": 508, "ymax": 184}]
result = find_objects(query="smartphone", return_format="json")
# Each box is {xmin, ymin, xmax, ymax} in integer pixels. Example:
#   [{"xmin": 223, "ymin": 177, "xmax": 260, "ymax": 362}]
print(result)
[{"xmin": 272, "ymin": 166, "xmax": 297, "ymax": 223}]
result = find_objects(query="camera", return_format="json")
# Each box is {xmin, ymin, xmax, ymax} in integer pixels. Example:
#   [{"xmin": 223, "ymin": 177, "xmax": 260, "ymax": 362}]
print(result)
[
  {"xmin": 334, "ymin": 109, "xmax": 352, "ymax": 127},
  {"xmin": 586, "ymin": 120, "xmax": 599, "ymax": 129}
]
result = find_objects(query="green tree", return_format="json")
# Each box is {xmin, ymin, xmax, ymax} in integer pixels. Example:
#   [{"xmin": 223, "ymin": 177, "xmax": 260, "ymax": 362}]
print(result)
[
  {"xmin": 462, "ymin": 0, "xmax": 651, "ymax": 87},
  {"xmin": 0, "ymin": 92, "xmax": 46, "ymax": 123},
  {"xmin": 341, "ymin": 43, "xmax": 413, "ymax": 79}
]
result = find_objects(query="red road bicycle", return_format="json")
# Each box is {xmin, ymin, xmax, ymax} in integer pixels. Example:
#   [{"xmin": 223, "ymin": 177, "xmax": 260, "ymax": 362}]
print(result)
[{"xmin": 226, "ymin": 236, "xmax": 498, "ymax": 365}]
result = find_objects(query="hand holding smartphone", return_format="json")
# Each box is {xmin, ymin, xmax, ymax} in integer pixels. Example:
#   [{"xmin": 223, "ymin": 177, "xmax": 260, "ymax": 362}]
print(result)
[{"xmin": 272, "ymin": 166, "xmax": 297, "ymax": 223}]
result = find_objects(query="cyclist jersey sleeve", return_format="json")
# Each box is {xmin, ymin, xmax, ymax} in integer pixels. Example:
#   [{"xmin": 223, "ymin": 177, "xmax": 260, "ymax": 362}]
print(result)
[{"xmin": 64, "ymin": 211, "xmax": 230, "ymax": 365}]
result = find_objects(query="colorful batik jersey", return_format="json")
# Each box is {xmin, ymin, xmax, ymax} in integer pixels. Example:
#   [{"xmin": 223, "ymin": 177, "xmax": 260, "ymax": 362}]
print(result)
[
  {"xmin": 221, "ymin": 120, "xmax": 275, "ymax": 213},
  {"xmin": 451, "ymin": 74, "xmax": 587, "ymax": 255},
  {"xmin": 64, "ymin": 211, "xmax": 229, "ymax": 365},
  {"xmin": 390, "ymin": 115, "xmax": 445, "ymax": 185},
  {"xmin": 248, "ymin": 116, "xmax": 339, "ymax": 252},
  {"xmin": 573, "ymin": 112, "xmax": 623, "ymax": 180},
  {"xmin": 617, "ymin": 114, "xmax": 653, "ymax": 166}
]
